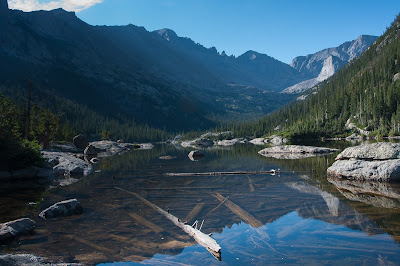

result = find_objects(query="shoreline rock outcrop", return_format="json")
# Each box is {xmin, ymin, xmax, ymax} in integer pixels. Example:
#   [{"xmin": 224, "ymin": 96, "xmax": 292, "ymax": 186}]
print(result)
[
  {"xmin": 39, "ymin": 199, "xmax": 83, "ymax": 219},
  {"xmin": 0, "ymin": 218, "xmax": 35, "ymax": 244},
  {"xmin": 259, "ymin": 145, "xmax": 339, "ymax": 159},
  {"xmin": 42, "ymin": 151, "xmax": 93, "ymax": 177},
  {"xmin": 327, "ymin": 142, "xmax": 400, "ymax": 182}
]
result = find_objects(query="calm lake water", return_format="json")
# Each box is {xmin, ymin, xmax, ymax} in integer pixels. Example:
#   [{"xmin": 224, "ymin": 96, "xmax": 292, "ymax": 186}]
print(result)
[{"xmin": 2, "ymin": 141, "xmax": 400, "ymax": 265}]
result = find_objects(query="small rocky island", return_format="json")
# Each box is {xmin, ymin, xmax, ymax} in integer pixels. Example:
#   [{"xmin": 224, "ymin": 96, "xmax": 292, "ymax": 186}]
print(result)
[
  {"xmin": 258, "ymin": 145, "xmax": 339, "ymax": 159},
  {"xmin": 327, "ymin": 142, "xmax": 400, "ymax": 181}
]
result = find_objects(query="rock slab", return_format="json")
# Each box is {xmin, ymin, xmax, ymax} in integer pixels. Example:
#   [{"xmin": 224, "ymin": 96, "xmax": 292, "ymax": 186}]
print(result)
[
  {"xmin": 328, "ymin": 159, "xmax": 400, "ymax": 182},
  {"xmin": 0, "ymin": 218, "xmax": 35, "ymax": 244},
  {"xmin": 327, "ymin": 142, "xmax": 400, "ymax": 181},
  {"xmin": 259, "ymin": 145, "xmax": 339, "ymax": 159},
  {"xmin": 335, "ymin": 142, "xmax": 400, "ymax": 160},
  {"xmin": 42, "ymin": 151, "xmax": 93, "ymax": 177},
  {"xmin": 39, "ymin": 199, "xmax": 83, "ymax": 219}
]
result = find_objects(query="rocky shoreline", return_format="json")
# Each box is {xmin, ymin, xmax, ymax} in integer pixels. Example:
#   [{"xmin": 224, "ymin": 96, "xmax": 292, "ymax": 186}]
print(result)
[
  {"xmin": 0, "ymin": 136, "xmax": 154, "ymax": 260},
  {"xmin": 0, "ymin": 140, "xmax": 153, "ymax": 187}
]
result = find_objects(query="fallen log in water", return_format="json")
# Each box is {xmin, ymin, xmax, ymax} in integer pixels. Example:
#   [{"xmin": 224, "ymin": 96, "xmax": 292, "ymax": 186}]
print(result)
[
  {"xmin": 64, "ymin": 235, "xmax": 113, "ymax": 253},
  {"xmin": 184, "ymin": 203, "xmax": 205, "ymax": 223},
  {"xmin": 164, "ymin": 170, "xmax": 281, "ymax": 176},
  {"xmin": 212, "ymin": 193, "xmax": 270, "ymax": 240},
  {"xmin": 115, "ymin": 187, "xmax": 221, "ymax": 260},
  {"xmin": 247, "ymin": 175, "xmax": 255, "ymax": 192},
  {"xmin": 213, "ymin": 193, "xmax": 263, "ymax": 228},
  {"xmin": 127, "ymin": 212, "xmax": 163, "ymax": 233}
]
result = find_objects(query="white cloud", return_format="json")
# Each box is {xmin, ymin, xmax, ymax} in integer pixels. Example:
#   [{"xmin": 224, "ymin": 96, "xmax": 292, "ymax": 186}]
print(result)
[{"xmin": 8, "ymin": 0, "xmax": 103, "ymax": 12}]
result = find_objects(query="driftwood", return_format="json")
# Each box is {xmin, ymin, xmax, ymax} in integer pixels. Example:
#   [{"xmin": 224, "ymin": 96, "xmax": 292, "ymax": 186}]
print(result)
[
  {"xmin": 184, "ymin": 203, "xmax": 205, "ymax": 223},
  {"xmin": 115, "ymin": 187, "xmax": 221, "ymax": 260},
  {"xmin": 165, "ymin": 170, "xmax": 281, "ymax": 176},
  {"xmin": 127, "ymin": 212, "xmax": 163, "ymax": 233}
]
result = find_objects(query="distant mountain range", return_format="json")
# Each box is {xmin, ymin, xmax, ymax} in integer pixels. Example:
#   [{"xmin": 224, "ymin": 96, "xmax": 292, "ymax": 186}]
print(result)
[
  {"xmin": 0, "ymin": 1, "xmax": 378, "ymax": 132},
  {"xmin": 235, "ymin": 13, "xmax": 400, "ymax": 138},
  {"xmin": 283, "ymin": 35, "xmax": 378, "ymax": 94}
]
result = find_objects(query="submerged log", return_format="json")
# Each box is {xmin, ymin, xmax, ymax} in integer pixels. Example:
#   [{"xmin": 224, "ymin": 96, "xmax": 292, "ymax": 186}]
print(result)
[
  {"xmin": 115, "ymin": 187, "xmax": 221, "ymax": 260},
  {"xmin": 127, "ymin": 213, "xmax": 163, "ymax": 233},
  {"xmin": 184, "ymin": 203, "xmax": 205, "ymax": 223},
  {"xmin": 247, "ymin": 175, "xmax": 255, "ymax": 192},
  {"xmin": 204, "ymin": 196, "xmax": 229, "ymax": 217},
  {"xmin": 212, "ymin": 193, "xmax": 270, "ymax": 240},
  {"xmin": 65, "ymin": 235, "xmax": 113, "ymax": 253},
  {"xmin": 213, "ymin": 193, "xmax": 263, "ymax": 228}
]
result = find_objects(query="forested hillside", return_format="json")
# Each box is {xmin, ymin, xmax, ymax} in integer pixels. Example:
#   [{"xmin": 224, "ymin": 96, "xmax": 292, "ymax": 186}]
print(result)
[{"xmin": 233, "ymin": 14, "xmax": 400, "ymax": 139}]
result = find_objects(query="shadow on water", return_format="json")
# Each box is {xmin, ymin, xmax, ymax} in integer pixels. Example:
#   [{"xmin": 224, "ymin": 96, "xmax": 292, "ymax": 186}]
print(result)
[{"xmin": 1, "ymin": 141, "xmax": 400, "ymax": 265}]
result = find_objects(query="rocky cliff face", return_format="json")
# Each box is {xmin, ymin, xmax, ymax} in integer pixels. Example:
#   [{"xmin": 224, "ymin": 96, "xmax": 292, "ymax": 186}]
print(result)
[{"xmin": 283, "ymin": 35, "xmax": 378, "ymax": 94}]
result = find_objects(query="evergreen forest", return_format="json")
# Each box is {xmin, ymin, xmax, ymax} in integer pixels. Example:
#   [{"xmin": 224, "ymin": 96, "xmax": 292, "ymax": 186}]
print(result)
[{"xmin": 232, "ymin": 14, "xmax": 400, "ymax": 139}]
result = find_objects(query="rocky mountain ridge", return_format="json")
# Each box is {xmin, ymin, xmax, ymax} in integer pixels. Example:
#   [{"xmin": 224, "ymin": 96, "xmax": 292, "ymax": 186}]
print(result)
[
  {"xmin": 0, "ymin": 1, "xmax": 378, "ymax": 132},
  {"xmin": 283, "ymin": 35, "xmax": 378, "ymax": 94}
]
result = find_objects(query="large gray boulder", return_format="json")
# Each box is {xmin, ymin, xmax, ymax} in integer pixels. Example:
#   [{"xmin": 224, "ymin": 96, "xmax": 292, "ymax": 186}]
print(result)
[
  {"xmin": 328, "ymin": 143, "xmax": 400, "ymax": 182},
  {"xmin": 42, "ymin": 151, "xmax": 93, "ymax": 177},
  {"xmin": 0, "ymin": 218, "xmax": 35, "ymax": 244},
  {"xmin": 39, "ymin": 199, "xmax": 83, "ymax": 219},
  {"xmin": 327, "ymin": 159, "xmax": 400, "ymax": 182},
  {"xmin": 335, "ymin": 142, "xmax": 400, "ymax": 160},
  {"xmin": 73, "ymin": 134, "xmax": 89, "ymax": 149},
  {"xmin": 259, "ymin": 145, "xmax": 339, "ymax": 159}
]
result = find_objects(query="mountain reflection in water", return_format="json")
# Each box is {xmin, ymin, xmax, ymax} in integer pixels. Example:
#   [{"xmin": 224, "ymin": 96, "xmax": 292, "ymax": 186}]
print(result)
[{"xmin": 1, "ymin": 142, "xmax": 400, "ymax": 265}]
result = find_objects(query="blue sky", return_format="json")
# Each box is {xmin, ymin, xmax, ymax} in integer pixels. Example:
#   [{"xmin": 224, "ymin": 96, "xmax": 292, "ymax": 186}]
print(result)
[{"xmin": 8, "ymin": 0, "xmax": 400, "ymax": 64}]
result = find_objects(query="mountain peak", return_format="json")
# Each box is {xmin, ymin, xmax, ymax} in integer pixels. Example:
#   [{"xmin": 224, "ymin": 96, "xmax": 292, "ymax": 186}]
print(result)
[
  {"xmin": 155, "ymin": 28, "xmax": 178, "ymax": 41},
  {"xmin": 241, "ymin": 50, "xmax": 260, "ymax": 60}
]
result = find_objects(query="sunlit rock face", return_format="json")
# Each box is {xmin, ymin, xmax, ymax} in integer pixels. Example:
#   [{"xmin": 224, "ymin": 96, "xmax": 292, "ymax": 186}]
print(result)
[
  {"xmin": 327, "ymin": 143, "xmax": 400, "ymax": 181},
  {"xmin": 283, "ymin": 35, "xmax": 378, "ymax": 94}
]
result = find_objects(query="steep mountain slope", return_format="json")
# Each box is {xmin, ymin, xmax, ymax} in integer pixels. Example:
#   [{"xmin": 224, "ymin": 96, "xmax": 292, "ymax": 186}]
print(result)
[
  {"xmin": 283, "ymin": 35, "xmax": 378, "ymax": 94},
  {"xmin": 234, "ymin": 14, "xmax": 400, "ymax": 138},
  {"xmin": 0, "ymin": 2, "xmax": 304, "ymax": 134}
]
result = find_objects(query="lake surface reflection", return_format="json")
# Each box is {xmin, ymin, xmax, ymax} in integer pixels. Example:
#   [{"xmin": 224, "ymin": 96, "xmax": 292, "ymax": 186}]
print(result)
[{"xmin": 2, "ymin": 142, "xmax": 400, "ymax": 265}]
